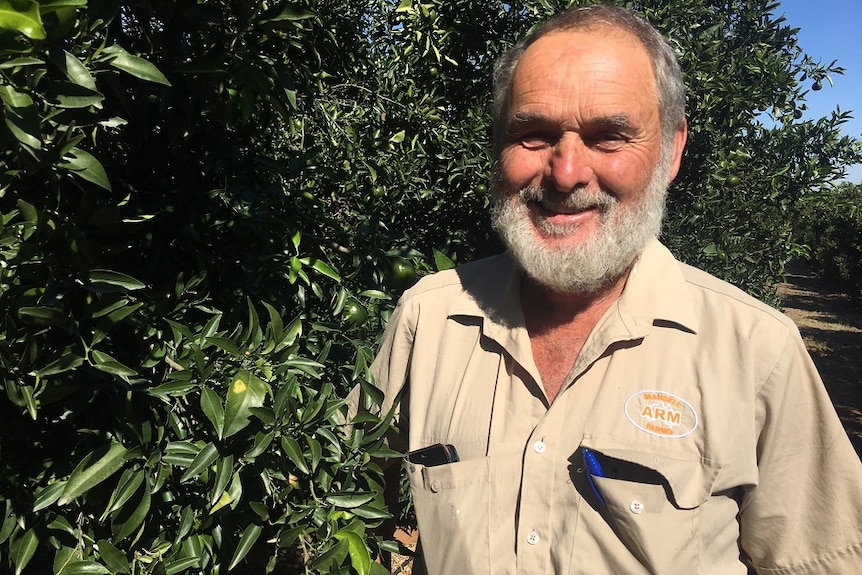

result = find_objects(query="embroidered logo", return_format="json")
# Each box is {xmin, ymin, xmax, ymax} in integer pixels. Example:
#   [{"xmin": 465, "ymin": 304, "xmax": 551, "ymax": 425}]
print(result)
[{"xmin": 624, "ymin": 390, "xmax": 698, "ymax": 438}]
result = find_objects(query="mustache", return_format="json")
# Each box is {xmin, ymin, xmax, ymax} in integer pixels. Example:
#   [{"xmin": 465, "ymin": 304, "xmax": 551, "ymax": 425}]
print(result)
[{"xmin": 517, "ymin": 184, "xmax": 616, "ymax": 213}]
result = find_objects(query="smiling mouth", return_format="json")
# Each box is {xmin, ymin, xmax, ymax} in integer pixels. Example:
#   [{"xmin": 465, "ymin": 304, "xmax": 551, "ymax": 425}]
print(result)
[
  {"xmin": 531, "ymin": 199, "xmax": 599, "ymax": 216},
  {"xmin": 519, "ymin": 184, "xmax": 614, "ymax": 217}
]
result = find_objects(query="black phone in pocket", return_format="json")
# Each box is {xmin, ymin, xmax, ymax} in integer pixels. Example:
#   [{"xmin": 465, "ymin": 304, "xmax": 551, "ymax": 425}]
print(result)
[{"xmin": 406, "ymin": 443, "xmax": 460, "ymax": 467}]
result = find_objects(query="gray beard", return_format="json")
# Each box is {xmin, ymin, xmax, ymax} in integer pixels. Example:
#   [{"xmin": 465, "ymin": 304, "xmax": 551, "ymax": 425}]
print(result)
[{"xmin": 490, "ymin": 154, "xmax": 671, "ymax": 295}]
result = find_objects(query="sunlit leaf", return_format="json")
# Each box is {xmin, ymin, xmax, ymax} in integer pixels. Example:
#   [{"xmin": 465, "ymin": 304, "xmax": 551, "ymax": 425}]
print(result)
[
  {"xmin": 180, "ymin": 442, "xmax": 219, "ymax": 483},
  {"xmin": 222, "ymin": 370, "xmax": 269, "ymax": 438},
  {"xmin": 58, "ymin": 442, "xmax": 131, "ymax": 505},
  {"xmin": 334, "ymin": 529, "xmax": 372, "ymax": 575},
  {"xmin": 60, "ymin": 148, "xmax": 111, "ymax": 191},
  {"xmin": 103, "ymin": 44, "xmax": 171, "ymax": 86},
  {"xmin": 0, "ymin": 0, "xmax": 45, "ymax": 39}
]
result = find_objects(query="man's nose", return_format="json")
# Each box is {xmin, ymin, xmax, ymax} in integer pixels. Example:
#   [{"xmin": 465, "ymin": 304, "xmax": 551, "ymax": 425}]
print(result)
[{"xmin": 545, "ymin": 135, "xmax": 594, "ymax": 192}]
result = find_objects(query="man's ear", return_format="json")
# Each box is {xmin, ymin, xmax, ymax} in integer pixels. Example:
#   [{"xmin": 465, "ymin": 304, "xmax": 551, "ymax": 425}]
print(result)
[{"xmin": 667, "ymin": 118, "xmax": 688, "ymax": 183}]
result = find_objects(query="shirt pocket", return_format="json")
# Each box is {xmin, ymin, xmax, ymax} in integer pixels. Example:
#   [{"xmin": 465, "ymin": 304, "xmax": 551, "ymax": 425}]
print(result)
[
  {"xmin": 581, "ymin": 443, "xmax": 722, "ymax": 574},
  {"xmin": 406, "ymin": 457, "xmax": 491, "ymax": 574}
]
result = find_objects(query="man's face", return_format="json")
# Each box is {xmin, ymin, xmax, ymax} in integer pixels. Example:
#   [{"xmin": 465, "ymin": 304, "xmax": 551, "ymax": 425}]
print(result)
[{"xmin": 492, "ymin": 27, "xmax": 686, "ymax": 294}]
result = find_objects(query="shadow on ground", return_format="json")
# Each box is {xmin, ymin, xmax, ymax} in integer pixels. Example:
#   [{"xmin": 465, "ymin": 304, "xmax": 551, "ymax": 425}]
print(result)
[{"xmin": 780, "ymin": 263, "xmax": 862, "ymax": 456}]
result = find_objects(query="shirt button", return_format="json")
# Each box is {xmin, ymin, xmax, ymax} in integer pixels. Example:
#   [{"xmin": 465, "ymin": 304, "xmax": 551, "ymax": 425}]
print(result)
[
  {"xmin": 630, "ymin": 500, "xmax": 645, "ymax": 514},
  {"xmin": 526, "ymin": 531, "xmax": 540, "ymax": 545},
  {"xmin": 533, "ymin": 441, "xmax": 546, "ymax": 454},
  {"xmin": 430, "ymin": 481, "xmax": 441, "ymax": 493}
]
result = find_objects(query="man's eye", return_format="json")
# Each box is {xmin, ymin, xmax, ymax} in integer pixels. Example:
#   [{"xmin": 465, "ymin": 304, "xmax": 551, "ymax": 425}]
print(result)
[
  {"xmin": 588, "ymin": 133, "xmax": 628, "ymax": 150},
  {"xmin": 519, "ymin": 132, "xmax": 556, "ymax": 149}
]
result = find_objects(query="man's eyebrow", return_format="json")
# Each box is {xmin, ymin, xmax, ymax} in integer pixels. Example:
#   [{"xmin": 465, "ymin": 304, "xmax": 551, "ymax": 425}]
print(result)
[
  {"xmin": 508, "ymin": 112, "xmax": 637, "ymax": 131},
  {"xmin": 508, "ymin": 111, "xmax": 555, "ymax": 127},
  {"xmin": 590, "ymin": 113, "xmax": 636, "ymax": 130}
]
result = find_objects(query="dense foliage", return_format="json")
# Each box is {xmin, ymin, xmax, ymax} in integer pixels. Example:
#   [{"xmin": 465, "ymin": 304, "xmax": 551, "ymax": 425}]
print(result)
[
  {"xmin": 0, "ymin": 0, "xmax": 858, "ymax": 573},
  {"xmin": 795, "ymin": 182, "xmax": 862, "ymax": 302}
]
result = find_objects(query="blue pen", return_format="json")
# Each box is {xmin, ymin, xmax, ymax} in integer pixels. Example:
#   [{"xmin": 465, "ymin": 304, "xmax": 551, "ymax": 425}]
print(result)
[{"xmin": 582, "ymin": 448, "xmax": 606, "ymax": 505}]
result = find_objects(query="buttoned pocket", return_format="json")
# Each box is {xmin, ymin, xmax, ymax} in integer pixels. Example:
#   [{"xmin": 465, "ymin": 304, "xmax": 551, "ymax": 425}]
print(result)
[
  {"xmin": 582, "ymin": 445, "xmax": 722, "ymax": 574},
  {"xmin": 406, "ymin": 457, "xmax": 491, "ymax": 574}
]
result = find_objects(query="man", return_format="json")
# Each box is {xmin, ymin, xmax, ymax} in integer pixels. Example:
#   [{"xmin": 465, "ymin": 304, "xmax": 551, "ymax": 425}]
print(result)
[{"xmin": 365, "ymin": 5, "xmax": 862, "ymax": 574}]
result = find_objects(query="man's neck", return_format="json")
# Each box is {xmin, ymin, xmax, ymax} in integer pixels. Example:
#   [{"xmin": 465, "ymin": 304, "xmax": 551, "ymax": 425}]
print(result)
[
  {"xmin": 520, "ymin": 271, "xmax": 629, "ymax": 329},
  {"xmin": 520, "ymin": 271, "xmax": 630, "ymax": 402}
]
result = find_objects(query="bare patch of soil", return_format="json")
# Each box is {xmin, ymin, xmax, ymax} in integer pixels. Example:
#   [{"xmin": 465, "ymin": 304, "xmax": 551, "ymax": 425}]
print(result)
[{"xmin": 778, "ymin": 262, "xmax": 862, "ymax": 456}]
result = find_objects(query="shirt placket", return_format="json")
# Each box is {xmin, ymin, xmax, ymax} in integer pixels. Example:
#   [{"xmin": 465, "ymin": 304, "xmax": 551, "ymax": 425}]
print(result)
[{"xmin": 515, "ymin": 398, "xmax": 575, "ymax": 574}]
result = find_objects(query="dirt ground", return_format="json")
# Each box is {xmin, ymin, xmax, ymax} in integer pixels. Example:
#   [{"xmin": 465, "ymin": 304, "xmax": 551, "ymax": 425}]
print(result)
[{"xmin": 778, "ymin": 263, "xmax": 862, "ymax": 455}]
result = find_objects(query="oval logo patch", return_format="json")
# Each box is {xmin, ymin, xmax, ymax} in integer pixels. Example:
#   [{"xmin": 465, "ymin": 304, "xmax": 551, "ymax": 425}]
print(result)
[{"xmin": 624, "ymin": 390, "xmax": 699, "ymax": 438}]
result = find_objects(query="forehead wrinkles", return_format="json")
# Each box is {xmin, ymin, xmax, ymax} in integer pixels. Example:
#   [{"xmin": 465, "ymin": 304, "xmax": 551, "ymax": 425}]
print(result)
[{"xmin": 509, "ymin": 28, "xmax": 658, "ymax": 119}]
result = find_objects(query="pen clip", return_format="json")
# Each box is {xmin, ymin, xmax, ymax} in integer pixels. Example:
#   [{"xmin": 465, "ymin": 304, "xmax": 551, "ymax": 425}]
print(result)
[{"xmin": 583, "ymin": 448, "xmax": 606, "ymax": 505}]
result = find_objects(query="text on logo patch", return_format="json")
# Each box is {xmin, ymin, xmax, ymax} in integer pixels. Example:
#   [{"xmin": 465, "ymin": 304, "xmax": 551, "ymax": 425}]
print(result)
[{"xmin": 624, "ymin": 390, "xmax": 698, "ymax": 438}]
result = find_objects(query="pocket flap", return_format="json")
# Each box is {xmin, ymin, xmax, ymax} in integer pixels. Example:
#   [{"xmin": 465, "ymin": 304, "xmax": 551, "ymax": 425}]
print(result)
[{"xmin": 582, "ymin": 443, "xmax": 722, "ymax": 509}]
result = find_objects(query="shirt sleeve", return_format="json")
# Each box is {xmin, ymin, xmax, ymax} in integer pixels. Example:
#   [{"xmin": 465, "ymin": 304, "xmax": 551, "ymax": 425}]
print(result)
[
  {"xmin": 344, "ymin": 295, "xmax": 416, "ymax": 452},
  {"xmin": 740, "ymin": 328, "xmax": 862, "ymax": 573}
]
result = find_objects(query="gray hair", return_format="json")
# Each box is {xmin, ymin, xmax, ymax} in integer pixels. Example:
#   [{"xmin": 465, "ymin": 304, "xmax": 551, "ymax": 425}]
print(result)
[{"xmin": 492, "ymin": 4, "xmax": 686, "ymax": 157}]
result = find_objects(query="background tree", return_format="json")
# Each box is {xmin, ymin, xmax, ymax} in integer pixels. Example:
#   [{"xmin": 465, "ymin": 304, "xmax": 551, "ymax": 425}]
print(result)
[{"xmin": 0, "ymin": 0, "xmax": 858, "ymax": 573}]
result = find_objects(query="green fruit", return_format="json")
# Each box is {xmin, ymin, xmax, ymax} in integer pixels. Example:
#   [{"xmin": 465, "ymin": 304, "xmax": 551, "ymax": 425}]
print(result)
[
  {"xmin": 812, "ymin": 80, "xmax": 822, "ymax": 91},
  {"xmin": 372, "ymin": 185, "xmax": 385, "ymax": 198},
  {"xmin": 476, "ymin": 183, "xmax": 488, "ymax": 194},
  {"xmin": 342, "ymin": 300, "xmax": 367, "ymax": 326},
  {"xmin": 389, "ymin": 258, "xmax": 416, "ymax": 288},
  {"xmin": 726, "ymin": 175, "xmax": 741, "ymax": 186},
  {"xmin": 429, "ymin": 66, "xmax": 439, "ymax": 78}
]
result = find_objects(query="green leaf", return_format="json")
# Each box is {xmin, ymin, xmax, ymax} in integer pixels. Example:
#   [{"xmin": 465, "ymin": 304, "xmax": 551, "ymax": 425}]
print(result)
[
  {"xmin": 32, "ymin": 480, "xmax": 66, "ymax": 511},
  {"xmin": 0, "ymin": 84, "xmax": 34, "ymax": 108},
  {"xmin": 164, "ymin": 557, "xmax": 199, "ymax": 575},
  {"xmin": 87, "ymin": 269, "xmax": 145, "ymax": 292},
  {"xmin": 89, "ymin": 350, "xmax": 137, "ymax": 378},
  {"xmin": 0, "ymin": 501, "xmax": 16, "ymax": 543},
  {"xmin": 110, "ymin": 477, "xmax": 151, "ymax": 542},
  {"xmin": 60, "ymin": 561, "xmax": 111, "ymax": 574},
  {"xmin": 208, "ymin": 454, "xmax": 234, "ymax": 507},
  {"xmin": 350, "ymin": 504, "xmax": 393, "ymax": 521},
  {"xmin": 357, "ymin": 290, "xmax": 391, "ymax": 300},
  {"xmin": 205, "ymin": 336, "xmax": 241, "ymax": 356},
  {"xmin": 389, "ymin": 130, "xmax": 406, "ymax": 143},
  {"xmin": 222, "ymin": 370, "xmax": 269, "ymax": 438},
  {"xmin": 280, "ymin": 435, "xmax": 309, "ymax": 474},
  {"xmin": 0, "ymin": 0, "xmax": 46, "ymax": 40},
  {"xmin": 96, "ymin": 540, "xmax": 129, "ymax": 575},
  {"xmin": 17, "ymin": 305, "xmax": 66, "ymax": 326},
  {"xmin": 10, "ymin": 528, "xmax": 38, "ymax": 575},
  {"xmin": 37, "ymin": 353, "xmax": 84, "ymax": 377},
  {"xmin": 103, "ymin": 44, "xmax": 171, "ymax": 86},
  {"xmin": 300, "ymin": 257, "xmax": 341, "ymax": 281},
  {"xmin": 52, "ymin": 48, "xmax": 97, "ymax": 90},
  {"xmin": 325, "ymin": 492, "xmax": 375, "ymax": 509},
  {"xmin": 228, "ymin": 524, "xmax": 262, "ymax": 570},
  {"xmin": 180, "ymin": 442, "xmax": 219, "ymax": 483},
  {"xmin": 0, "ymin": 56, "xmax": 43, "ymax": 69},
  {"xmin": 433, "ymin": 248, "xmax": 456, "ymax": 271},
  {"xmin": 58, "ymin": 442, "xmax": 130, "ymax": 505},
  {"xmin": 200, "ymin": 387, "xmax": 225, "ymax": 437},
  {"xmin": 60, "ymin": 147, "xmax": 111, "ymax": 191},
  {"xmin": 333, "ymin": 529, "xmax": 372, "ymax": 575},
  {"xmin": 100, "ymin": 467, "xmax": 144, "ymax": 521},
  {"xmin": 260, "ymin": 5, "xmax": 316, "ymax": 22},
  {"xmin": 243, "ymin": 430, "xmax": 275, "ymax": 459}
]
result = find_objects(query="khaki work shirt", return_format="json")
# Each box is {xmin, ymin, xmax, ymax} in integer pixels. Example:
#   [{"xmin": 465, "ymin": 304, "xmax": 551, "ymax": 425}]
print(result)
[{"xmin": 368, "ymin": 240, "xmax": 862, "ymax": 574}]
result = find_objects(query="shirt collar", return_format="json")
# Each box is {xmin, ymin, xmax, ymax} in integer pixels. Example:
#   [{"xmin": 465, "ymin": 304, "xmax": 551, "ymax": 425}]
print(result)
[
  {"xmin": 617, "ymin": 238, "xmax": 700, "ymax": 335},
  {"xmin": 446, "ymin": 239, "xmax": 700, "ymax": 343}
]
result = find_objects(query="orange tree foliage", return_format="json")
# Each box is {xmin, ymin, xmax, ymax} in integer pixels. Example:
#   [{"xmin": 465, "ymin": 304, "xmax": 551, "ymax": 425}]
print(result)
[{"xmin": 0, "ymin": 0, "xmax": 858, "ymax": 573}]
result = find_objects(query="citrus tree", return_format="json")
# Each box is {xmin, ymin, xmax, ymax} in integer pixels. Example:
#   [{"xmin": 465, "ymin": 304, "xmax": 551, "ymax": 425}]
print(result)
[{"xmin": 0, "ymin": 0, "xmax": 858, "ymax": 574}]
